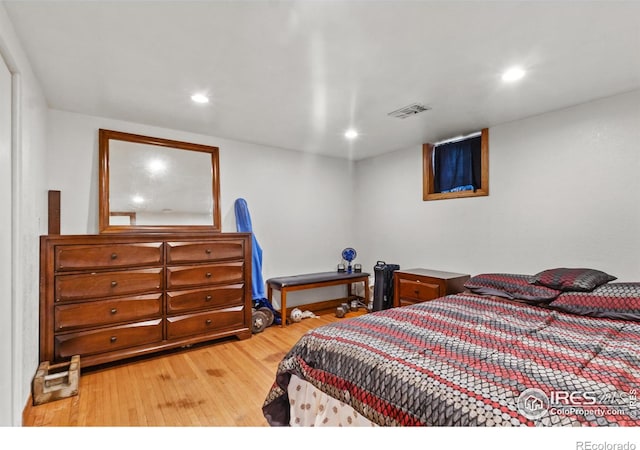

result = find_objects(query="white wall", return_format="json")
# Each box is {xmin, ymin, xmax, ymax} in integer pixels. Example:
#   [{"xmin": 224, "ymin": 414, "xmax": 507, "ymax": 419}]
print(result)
[
  {"xmin": 0, "ymin": 2, "xmax": 48, "ymax": 427},
  {"xmin": 0, "ymin": 42, "xmax": 13, "ymax": 428},
  {"xmin": 47, "ymin": 109, "xmax": 355, "ymax": 308},
  {"xmin": 354, "ymin": 90, "xmax": 640, "ymax": 282}
]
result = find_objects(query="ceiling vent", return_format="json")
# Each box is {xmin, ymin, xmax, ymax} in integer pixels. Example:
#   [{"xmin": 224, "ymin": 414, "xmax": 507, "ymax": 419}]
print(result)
[{"xmin": 387, "ymin": 103, "xmax": 431, "ymax": 119}]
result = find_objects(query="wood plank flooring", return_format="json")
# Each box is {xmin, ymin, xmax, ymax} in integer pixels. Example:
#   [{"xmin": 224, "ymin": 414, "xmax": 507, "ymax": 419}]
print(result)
[{"xmin": 23, "ymin": 309, "xmax": 358, "ymax": 427}]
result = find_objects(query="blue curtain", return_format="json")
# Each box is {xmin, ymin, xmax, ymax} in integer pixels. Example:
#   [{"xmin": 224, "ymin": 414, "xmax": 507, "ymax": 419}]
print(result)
[{"xmin": 433, "ymin": 135, "xmax": 481, "ymax": 193}]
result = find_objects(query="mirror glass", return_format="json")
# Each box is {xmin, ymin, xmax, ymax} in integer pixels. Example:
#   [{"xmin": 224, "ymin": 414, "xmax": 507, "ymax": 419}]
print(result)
[{"xmin": 99, "ymin": 129, "xmax": 221, "ymax": 233}]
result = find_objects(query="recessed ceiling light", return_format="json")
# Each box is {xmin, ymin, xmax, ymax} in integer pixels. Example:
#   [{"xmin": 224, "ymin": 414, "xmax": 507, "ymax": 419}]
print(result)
[
  {"xmin": 345, "ymin": 129, "xmax": 359, "ymax": 139},
  {"xmin": 147, "ymin": 159, "xmax": 166, "ymax": 174},
  {"xmin": 132, "ymin": 195, "xmax": 145, "ymax": 204},
  {"xmin": 502, "ymin": 67, "xmax": 526, "ymax": 82},
  {"xmin": 191, "ymin": 93, "xmax": 209, "ymax": 104}
]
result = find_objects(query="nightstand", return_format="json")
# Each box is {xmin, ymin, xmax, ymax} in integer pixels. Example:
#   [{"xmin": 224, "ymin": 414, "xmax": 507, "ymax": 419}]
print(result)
[{"xmin": 393, "ymin": 268, "xmax": 470, "ymax": 307}]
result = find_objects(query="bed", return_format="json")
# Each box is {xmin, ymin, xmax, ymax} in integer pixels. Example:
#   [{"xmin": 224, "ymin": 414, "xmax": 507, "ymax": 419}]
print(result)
[{"xmin": 262, "ymin": 270, "xmax": 640, "ymax": 427}]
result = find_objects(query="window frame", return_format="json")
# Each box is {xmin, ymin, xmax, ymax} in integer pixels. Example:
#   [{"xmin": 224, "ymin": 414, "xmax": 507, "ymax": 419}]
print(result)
[{"xmin": 422, "ymin": 127, "xmax": 489, "ymax": 201}]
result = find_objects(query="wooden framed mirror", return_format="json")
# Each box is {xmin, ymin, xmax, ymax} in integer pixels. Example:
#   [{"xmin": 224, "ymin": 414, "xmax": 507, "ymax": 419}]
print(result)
[{"xmin": 99, "ymin": 129, "xmax": 221, "ymax": 233}]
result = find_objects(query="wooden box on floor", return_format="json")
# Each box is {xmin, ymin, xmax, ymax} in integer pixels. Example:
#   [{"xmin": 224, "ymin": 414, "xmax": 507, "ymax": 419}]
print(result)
[{"xmin": 32, "ymin": 355, "xmax": 80, "ymax": 406}]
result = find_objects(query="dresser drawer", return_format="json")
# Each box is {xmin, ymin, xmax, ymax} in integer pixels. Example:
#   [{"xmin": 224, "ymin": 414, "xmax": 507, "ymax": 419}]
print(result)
[
  {"xmin": 55, "ymin": 242, "xmax": 163, "ymax": 271},
  {"xmin": 166, "ymin": 240, "xmax": 244, "ymax": 264},
  {"xmin": 55, "ymin": 268, "xmax": 163, "ymax": 302},
  {"xmin": 54, "ymin": 293, "xmax": 163, "ymax": 331},
  {"xmin": 166, "ymin": 305, "xmax": 245, "ymax": 340},
  {"xmin": 166, "ymin": 262, "xmax": 244, "ymax": 289},
  {"xmin": 54, "ymin": 319, "xmax": 163, "ymax": 359},
  {"xmin": 167, "ymin": 283, "xmax": 244, "ymax": 314},
  {"xmin": 398, "ymin": 278, "xmax": 441, "ymax": 302}
]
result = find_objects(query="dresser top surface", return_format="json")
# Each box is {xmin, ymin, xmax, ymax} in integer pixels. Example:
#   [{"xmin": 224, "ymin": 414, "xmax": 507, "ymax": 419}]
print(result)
[
  {"xmin": 41, "ymin": 232, "xmax": 251, "ymax": 245},
  {"xmin": 396, "ymin": 268, "xmax": 470, "ymax": 279}
]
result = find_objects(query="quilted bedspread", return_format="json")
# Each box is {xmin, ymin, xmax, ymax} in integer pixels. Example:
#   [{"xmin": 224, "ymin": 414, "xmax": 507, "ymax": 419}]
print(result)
[{"xmin": 262, "ymin": 294, "xmax": 640, "ymax": 426}]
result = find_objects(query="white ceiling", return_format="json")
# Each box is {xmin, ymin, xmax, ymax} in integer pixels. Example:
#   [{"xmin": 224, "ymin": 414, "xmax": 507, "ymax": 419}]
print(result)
[{"xmin": 4, "ymin": 0, "xmax": 640, "ymax": 160}]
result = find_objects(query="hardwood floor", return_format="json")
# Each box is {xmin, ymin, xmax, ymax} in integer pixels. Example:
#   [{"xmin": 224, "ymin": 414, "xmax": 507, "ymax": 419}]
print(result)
[{"xmin": 22, "ymin": 310, "xmax": 357, "ymax": 427}]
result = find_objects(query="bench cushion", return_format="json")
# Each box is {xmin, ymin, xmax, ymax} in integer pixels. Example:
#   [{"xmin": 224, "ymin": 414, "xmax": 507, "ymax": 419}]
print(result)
[{"xmin": 267, "ymin": 271, "xmax": 370, "ymax": 289}]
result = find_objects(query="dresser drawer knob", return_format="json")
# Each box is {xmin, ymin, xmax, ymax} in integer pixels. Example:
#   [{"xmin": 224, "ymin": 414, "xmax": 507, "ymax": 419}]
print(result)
[
  {"xmin": 205, "ymin": 272, "xmax": 212, "ymax": 278},
  {"xmin": 205, "ymin": 319, "xmax": 212, "ymax": 325},
  {"xmin": 110, "ymin": 336, "xmax": 117, "ymax": 343},
  {"xmin": 111, "ymin": 280, "xmax": 118, "ymax": 287},
  {"xmin": 205, "ymin": 249, "xmax": 212, "ymax": 254},
  {"xmin": 205, "ymin": 295, "xmax": 212, "ymax": 301},
  {"xmin": 110, "ymin": 308, "xmax": 118, "ymax": 314},
  {"xmin": 111, "ymin": 253, "xmax": 118, "ymax": 260}
]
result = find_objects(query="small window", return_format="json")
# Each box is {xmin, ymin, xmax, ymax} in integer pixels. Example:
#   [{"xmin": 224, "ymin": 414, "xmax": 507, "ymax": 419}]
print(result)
[{"xmin": 422, "ymin": 128, "xmax": 489, "ymax": 201}]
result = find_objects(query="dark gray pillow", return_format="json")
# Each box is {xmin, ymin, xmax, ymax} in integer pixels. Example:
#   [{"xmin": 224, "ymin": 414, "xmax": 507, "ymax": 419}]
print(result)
[
  {"xmin": 549, "ymin": 283, "xmax": 640, "ymax": 321},
  {"xmin": 464, "ymin": 273, "xmax": 561, "ymax": 303},
  {"xmin": 529, "ymin": 268, "xmax": 616, "ymax": 292}
]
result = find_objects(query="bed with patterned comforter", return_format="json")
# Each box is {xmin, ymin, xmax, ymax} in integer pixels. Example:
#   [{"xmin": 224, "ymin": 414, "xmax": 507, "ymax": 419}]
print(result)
[{"xmin": 262, "ymin": 293, "xmax": 640, "ymax": 426}]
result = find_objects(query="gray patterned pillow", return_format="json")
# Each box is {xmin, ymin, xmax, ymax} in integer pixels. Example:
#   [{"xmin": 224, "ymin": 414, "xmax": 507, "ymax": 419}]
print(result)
[
  {"xmin": 464, "ymin": 273, "xmax": 561, "ymax": 303},
  {"xmin": 549, "ymin": 283, "xmax": 640, "ymax": 321},
  {"xmin": 529, "ymin": 268, "xmax": 616, "ymax": 292}
]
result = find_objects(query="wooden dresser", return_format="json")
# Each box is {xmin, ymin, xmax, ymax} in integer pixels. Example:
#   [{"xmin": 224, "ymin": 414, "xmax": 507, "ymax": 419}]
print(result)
[
  {"xmin": 393, "ymin": 268, "xmax": 470, "ymax": 307},
  {"xmin": 39, "ymin": 233, "xmax": 252, "ymax": 368}
]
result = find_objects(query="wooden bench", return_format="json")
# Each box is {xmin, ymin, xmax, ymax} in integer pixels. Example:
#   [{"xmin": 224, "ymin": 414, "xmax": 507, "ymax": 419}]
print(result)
[{"xmin": 266, "ymin": 271, "xmax": 370, "ymax": 327}]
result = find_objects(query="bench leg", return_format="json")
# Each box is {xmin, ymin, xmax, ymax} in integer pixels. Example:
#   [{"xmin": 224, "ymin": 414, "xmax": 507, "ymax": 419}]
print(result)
[
  {"xmin": 347, "ymin": 280, "xmax": 370, "ymax": 306},
  {"xmin": 267, "ymin": 283, "xmax": 283, "ymax": 328},
  {"xmin": 364, "ymin": 277, "xmax": 370, "ymax": 306},
  {"xmin": 280, "ymin": 289, "xmax": 287, "ymax": 328}
]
